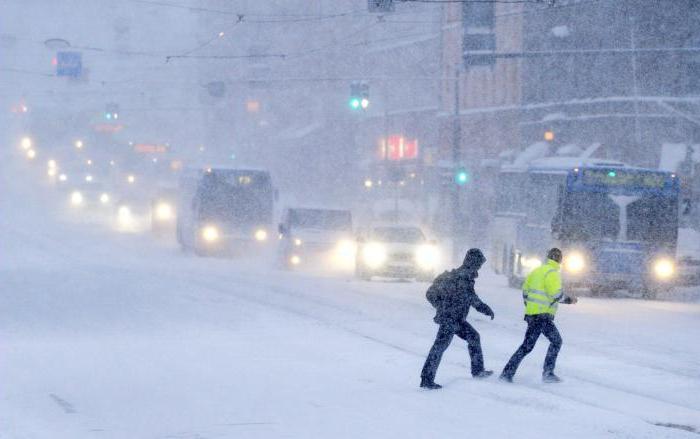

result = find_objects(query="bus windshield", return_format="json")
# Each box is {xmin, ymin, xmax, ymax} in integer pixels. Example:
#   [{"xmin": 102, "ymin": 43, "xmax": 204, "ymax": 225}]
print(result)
[
  {"xmin": 563, "ymin": 192, "xmax": 677, "ymax": 243},
  {"xmin": 197, "ymin": 171, "xmax": 273, "ymax": 225}
]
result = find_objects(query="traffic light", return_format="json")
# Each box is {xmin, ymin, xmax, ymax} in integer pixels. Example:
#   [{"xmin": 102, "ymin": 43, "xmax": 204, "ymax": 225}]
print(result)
[
  {"xmin": 455, "ymin": 168, "xmax": 470, "ymax": 185},
  {"xmin": 349, "ymin": 81, "xmax": 369, "ymax": 110},
  {"xmin": 104, "ymin": 103, "xmax": 120, "ymax": 120}
]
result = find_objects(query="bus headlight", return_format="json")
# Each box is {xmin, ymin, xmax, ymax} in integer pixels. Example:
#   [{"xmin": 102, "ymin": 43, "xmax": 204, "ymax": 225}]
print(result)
[
  {"xmin": 362, "ymin": 242, "xmax": 387, "ymax": 269},
  {"xmin": 255, "ymin": 229, "xmax": 268, "ymax": 241},
  {"xmin": 564, "ymin": 252, "xmax": 585, "ymax": 274},
  {"xmin": 70, "ymin": 191, "xmax": 83, "ymax": 206},
  {"xmin": 202, "ymin": 225, "xmax": 220, "ymax": 243},
  {"xmin": 521, "ymin": 255, "xmax": 542, "ymax": 271},
  {"xmin": 154, "ymin": 202, "xmax": 173, "ymax": 221},
  {"xmin": 415, "ymin": 244, "xmax": 439, "ymax": 271},
  {"xmin": 653, "ymin": 258, "xmax": 675, "ymax": 280}
]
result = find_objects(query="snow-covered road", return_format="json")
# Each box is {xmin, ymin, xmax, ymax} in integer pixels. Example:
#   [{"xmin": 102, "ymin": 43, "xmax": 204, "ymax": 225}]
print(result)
[{"xmin": 2, "ymin": 159, "xmax": 700, "ymax": 439}]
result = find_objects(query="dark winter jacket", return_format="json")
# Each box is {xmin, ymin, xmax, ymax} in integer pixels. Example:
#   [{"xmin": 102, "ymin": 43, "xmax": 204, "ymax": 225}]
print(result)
[{"xmin": 432, "ymin": 249, "xmax": 494, "ymax": 326}]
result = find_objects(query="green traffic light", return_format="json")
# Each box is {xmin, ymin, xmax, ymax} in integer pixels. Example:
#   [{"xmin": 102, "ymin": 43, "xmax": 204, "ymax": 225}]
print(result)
[
  {"xmin": 455, "ymin": 170, "xmax": 469, "ymax": 185},
  {"xmin": 349, "ymin": 98, "xmax": 361, "ymax": 109},
  {"xmin": 608, "ymin": 171, "xmax": 616, "ymax": 178}
]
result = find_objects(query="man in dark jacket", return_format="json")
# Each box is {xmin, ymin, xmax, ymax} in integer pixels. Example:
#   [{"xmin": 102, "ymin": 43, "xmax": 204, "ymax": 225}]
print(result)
[{"xmin": 420, "ymin": 248, "xmax": 495, "ymax": 389}]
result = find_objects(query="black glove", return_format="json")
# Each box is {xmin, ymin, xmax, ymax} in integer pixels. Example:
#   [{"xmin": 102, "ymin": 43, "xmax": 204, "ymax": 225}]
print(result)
[{"xmin": 481, "ymin": 304, "xmax": 495, "ymax": 320}]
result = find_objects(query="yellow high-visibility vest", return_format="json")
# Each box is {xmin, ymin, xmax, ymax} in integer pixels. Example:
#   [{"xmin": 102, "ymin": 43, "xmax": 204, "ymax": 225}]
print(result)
[{"xmin": 522, "ymin": 259, "xmax": 563, "ymax": 316}]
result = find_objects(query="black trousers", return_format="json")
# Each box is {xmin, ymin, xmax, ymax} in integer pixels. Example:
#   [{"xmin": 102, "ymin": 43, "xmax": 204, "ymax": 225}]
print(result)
[
  {"xmin": 502, "ymin": 315, "xmax": 563, "ymax": 378},
  {"xmin": 421, "ymin": 321, "xmax": 484, "ymax": 382}
]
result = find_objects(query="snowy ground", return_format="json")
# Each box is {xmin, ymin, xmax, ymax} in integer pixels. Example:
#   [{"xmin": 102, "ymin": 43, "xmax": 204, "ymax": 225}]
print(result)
[{"xmin": 2, "ymin": 156, "xmax": 700, "ymax": 439}]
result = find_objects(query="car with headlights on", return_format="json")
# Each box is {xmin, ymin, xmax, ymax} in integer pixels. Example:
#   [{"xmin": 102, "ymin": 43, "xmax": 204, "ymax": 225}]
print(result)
[
  {"xmin": 151, "ymin": 187, "xmax": 178, "ymax": 235},
  {"xmin": 355, "ymin": 225, "xmax": 440, "ymax": 281},
  {"xmin": 277, "ymin": 207, "xmax": 355, "ymax": 270},
  {"xmin": 66, "ymin": 182, "xmax": 113, "ymax": 211}
]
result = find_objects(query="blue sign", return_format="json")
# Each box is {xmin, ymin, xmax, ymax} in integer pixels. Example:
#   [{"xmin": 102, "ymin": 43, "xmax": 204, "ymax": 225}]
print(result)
[{"xmin": 56, "ymin": 51, "xmax": 82, "ymax": 77}]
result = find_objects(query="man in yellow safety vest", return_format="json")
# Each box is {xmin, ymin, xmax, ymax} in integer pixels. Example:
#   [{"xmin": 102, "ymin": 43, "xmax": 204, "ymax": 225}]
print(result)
[{"xmin": 500, "ymin": 248, "xmax": 578, "ymax": 383}]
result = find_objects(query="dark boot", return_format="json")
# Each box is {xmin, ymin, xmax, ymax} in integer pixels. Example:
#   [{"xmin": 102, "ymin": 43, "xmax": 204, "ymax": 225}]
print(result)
[
  {"xmin": 542, "ymin": 372, "xmax": 562, "ymax": 383},
  {"xmin": 499, "ymin": 373, "xmax": 513, "ymax": 383},
  {"xmin": 473, "ymin": 370, "xmax": 493, "ymax": 379},
  {"xmin": 420, "ymin": 378, "xmax": 442, "ymax": 390}
]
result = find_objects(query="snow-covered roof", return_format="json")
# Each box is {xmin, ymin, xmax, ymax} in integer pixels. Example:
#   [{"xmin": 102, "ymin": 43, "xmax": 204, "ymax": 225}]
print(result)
[{"xmin": 659, "ymin": 143, "xmax": 700, "ymax": 172}]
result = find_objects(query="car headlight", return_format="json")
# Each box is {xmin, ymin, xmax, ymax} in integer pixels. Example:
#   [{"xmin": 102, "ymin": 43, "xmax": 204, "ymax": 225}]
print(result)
[
  {"xmin": 100, "ymin": 193, "xmax": 110, "ymax": 204},
  {"xmin": 521, "ymin": 255, "xmax": 542, "ymax": 271},
  {"xmin": 255, "ymin": 229, "xmax": 268, "ymax": 242},
  {"xmin": 653, "ymin": 258, "xmax": 675, "ymax": 279},
  {"xmin": 294, "ymin": 238, "xmax": 303, "ymax": 247},
  {"xmin": 290, "ymin": 255, "xmax": 301, "ymax": 266},
  {"xmin": 118, "ymin": 206, "xmax": 132, "ymax": 225},
  {"xmin": 201, "ymin": 225, "xmax": 219, "ymax": 243},
  {"xmin": 564, "ymin": 252, "xmax": 585, "ymax": 274},
  {"xmin": 155, "ymin": 202, "xmax": 173, "ymax": 221},
  {"xmin": 415, "ymin": 244, "xmax": 440, "ymax": 271},
  {"xmin": 362, "ymin": 242, "xmax": 387, "ymax": 269},
  {"xmin": 70, "ymin": 191, "xmax": 83, "ymax": 206}
]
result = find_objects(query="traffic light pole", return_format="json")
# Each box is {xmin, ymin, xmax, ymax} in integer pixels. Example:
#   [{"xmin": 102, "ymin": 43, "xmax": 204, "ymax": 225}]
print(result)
[{"xmin": 451, "ymin": 68, "xmax": 462, "ymax": 263}]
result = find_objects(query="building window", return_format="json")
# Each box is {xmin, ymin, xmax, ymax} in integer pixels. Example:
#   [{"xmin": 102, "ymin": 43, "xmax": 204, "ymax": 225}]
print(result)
[{"xmin": 463, "ymin": 3, "xmax": 494, "ymax": 29}]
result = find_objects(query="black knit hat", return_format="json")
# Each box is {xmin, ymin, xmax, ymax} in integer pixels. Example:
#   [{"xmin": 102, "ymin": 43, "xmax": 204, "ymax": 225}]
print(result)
[
  {"xmin": 463, "ymin": 248, "xmax": 486, "ymax": 268},
  {"xmin": 547, "ymin": 248, "xmax": 563, "ymax": 263}
]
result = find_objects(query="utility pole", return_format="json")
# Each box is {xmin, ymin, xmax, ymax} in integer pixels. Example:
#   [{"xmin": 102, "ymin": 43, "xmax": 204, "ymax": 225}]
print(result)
[
  {"xmin": 629, "ymin": 14, "xmax": 642, "ymax": 149},
  {"xmin": 451, "ymin": 67, "xmax": 462, "ymax": 263}
]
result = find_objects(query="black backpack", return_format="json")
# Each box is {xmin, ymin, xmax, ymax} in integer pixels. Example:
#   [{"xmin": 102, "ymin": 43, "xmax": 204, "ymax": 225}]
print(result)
[{"xmin": 426, "ymin": 270, "xmax": 454, "ymax": 308}]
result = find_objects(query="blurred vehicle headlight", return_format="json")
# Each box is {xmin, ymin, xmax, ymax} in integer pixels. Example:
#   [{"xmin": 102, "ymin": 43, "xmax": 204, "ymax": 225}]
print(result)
[
  {"xmin": 255, "ymin": 229, "xmax": 268, "ymax": 241},
  {"xmin": 521, "ymin": 255, "xmax": 542, "ymax": 271},
  {"xmin": 336, "ymin": 239, "xmax": 357, "ymax": 262},
  {"xmin": 290, "ymin": 255, "xmax": 301, "ymax": 266},
  {"xmin": 154, "ymin": 202, "xmax": 173, "ymax": 221},
  {"xmin": 118, "ymin": 206, "xmax": 132, "ymax": 225},
  {"xmin": 653, "ymin": 258, "xmax": 675, "ymax": 280},
  {"xmin": 20, "ymin": 136, "xmax": 32, "ymax": 150},
  {"xmin": 47, "ymin": 168, "xmax": 57, "ymax": 177},
  {"xmin": 47, "ymin": 159, "xmax": 57, "ymax": 169},
  {"xmin": 564, "ymin": 252, "xmax": 585, "ymax": 274},
  {"xmin": 127, "ymin": 175, "xmax": 135, "ymax": 184},
  {"xmin": 70, "ymin": 191, "xmax": 83, "ymax": 206},
  {"xmin": 85, "ymin": 174, "xmax": 93, "ymax": 182},
  {"xmin": 201, "ymin": 225, "xmax": 219, "ymax": 243},
  {"xmin": 362, "ymin": 242, "xmax": 387, "ymax": 269},
  {"xmin": 26, "ymin": 149, "xmax": 36, "ymax": 159},
  {"xmin": 415, "ymin": 244, "xmax": 440, "ymax": 271},
  {"xmin": 294, "ymin": 238, "xmax": 303, "ymax": 247},
  {"xmin": 58, "ymin": 173, "xmax": 67, "ymax": 182},
  {"xmin": 100, "ymin": 193, "xmax": 110, "ymax": 204}
]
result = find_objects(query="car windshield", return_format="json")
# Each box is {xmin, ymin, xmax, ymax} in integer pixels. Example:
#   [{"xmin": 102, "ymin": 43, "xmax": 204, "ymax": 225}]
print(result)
[
  {"xmin": 370, "ymin": 227, "xmax": 425, "ymax": 243},
  {"xmin": 289, "ymin": 209, "xmax": 352, "ymax": 231}
]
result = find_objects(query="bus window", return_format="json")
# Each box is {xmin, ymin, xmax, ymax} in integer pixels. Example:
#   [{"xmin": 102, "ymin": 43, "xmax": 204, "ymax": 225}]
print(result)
[
  {"xmin": 525, "ymin": 173, "xmax": 564, "ymax": 226},
  {"xmin": 496, "ymin": 172, "xmax": 526, "ymax": 214}
]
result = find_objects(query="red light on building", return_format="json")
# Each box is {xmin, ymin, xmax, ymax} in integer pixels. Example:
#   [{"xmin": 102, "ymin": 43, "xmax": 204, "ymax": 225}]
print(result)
[
  {"xmin": 134, "ymin": 143, "xmax": 168, "ymax": 154},
  {"xmin": 380, "ymin": 135, "xmax": 419, "ymax": 161}
]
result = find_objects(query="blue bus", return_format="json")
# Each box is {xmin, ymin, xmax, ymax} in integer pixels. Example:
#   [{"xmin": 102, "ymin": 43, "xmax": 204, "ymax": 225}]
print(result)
[{"xmin": 490, "ymin": 158, "xmax": 680, "ymax": 298}]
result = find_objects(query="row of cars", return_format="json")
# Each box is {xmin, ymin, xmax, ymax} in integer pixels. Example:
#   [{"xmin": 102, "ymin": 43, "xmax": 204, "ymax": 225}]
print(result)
[
  {"xmin": 53, "ymin": 162, "xmax": 441, "ymax": 282},
  {"xmin": 277, "ymin": 207, "xmax": 440, "ymax": 281}
]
